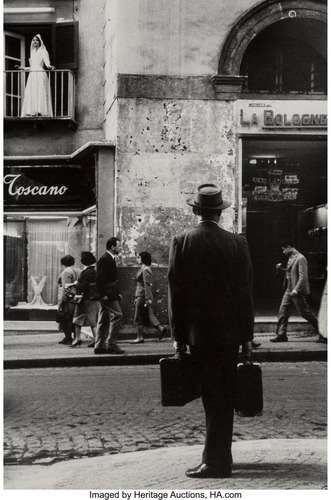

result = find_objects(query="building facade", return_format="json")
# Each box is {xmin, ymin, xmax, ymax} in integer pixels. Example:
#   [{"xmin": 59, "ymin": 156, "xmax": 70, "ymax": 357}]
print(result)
[
  {"xmin": 3, "ymin": 0, "xmax": 114, "ymax": 317},
  {"xmin": 4, "ymin": 0, "xmax": 327, "ymax": 321}
]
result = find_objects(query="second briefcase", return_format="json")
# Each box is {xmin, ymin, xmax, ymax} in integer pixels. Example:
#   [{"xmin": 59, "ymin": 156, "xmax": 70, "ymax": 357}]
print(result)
[
  {"xmin": 235, "ymin": 362, "xmax": 263, "ymax": 417},
  {"xmin": 160, "ymin": 355, "xmax": 201, "ymax": 406}
]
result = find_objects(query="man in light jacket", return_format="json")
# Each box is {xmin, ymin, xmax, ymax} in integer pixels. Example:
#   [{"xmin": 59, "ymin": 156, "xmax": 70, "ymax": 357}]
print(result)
[
  {"xmin": 271, "ymin": 241, "xmax": 319, "ymax": 342},
  {"xmin": 168, "ymin": 183, "xmax": 255, "ymax": 479}
]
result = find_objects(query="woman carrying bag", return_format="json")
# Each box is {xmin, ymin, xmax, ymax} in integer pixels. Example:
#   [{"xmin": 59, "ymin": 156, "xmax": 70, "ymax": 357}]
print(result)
[
  {"xmin": 71, "ymin": 252, "xmax": 100, "ymax": 348},
  {"xmin": 57, "ymin": 255, "xmax": 79, "ymax": 345}
]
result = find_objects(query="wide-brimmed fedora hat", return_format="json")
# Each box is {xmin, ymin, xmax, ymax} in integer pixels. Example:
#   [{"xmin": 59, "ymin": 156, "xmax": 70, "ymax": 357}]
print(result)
[{"xmin": 187, "ymin": 183, "xmax": 231, "ymax": 211}]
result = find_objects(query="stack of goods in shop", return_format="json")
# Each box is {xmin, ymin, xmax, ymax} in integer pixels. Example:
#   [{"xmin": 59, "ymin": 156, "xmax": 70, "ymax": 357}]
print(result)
[{"xmin": 246, "ymin": 157, "xmax": 300, "ymax": 203}]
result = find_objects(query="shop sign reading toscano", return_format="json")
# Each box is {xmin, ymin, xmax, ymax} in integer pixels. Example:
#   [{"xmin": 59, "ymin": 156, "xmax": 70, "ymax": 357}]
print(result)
[{"xmin": 4, "ymin": 174, "xmax": 68, "ymax": 197}]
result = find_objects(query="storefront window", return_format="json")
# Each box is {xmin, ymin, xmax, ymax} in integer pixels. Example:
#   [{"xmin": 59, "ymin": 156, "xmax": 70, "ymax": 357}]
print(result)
[
  {"xmin": 26, "ymin": 219, "xmax": 68, "ymax": 305},
  {"xmin": 4, "ymin": 215, "xmax": 97, "ymax": 308},
  {"xmin": 4, "ymin": 220, "xmax": 26, "ymax": 307}
]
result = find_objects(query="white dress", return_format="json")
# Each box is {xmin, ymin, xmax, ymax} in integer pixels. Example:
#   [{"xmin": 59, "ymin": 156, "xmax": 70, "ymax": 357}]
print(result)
[{"xmin": 21, "ymin": 48, "xmax": 53, "ymax": 117}]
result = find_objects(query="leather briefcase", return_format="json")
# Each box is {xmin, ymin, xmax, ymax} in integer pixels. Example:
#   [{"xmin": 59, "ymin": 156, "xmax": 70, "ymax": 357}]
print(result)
[
  {"xmin": 235, "ymin": 362, "xmax": 263, "ymax": 417},
  {"xmin": 160, "ymin": 355, "xmax": 201, "ymax": 406}
]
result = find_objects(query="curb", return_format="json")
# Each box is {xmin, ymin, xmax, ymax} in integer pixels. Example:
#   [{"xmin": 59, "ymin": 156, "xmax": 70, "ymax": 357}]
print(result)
[
  {"xmin": 4, "ymin": 349, "xmax": 327, "ymax": 369},
  {"xmin": 4, "ymin": 439, "xmax": 327, "ymax": 489}
]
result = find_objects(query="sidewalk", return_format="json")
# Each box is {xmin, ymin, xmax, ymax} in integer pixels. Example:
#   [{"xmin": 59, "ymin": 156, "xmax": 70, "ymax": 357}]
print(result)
[
  {"xmin": 4, "ymin": 438, "xmax": 327, "ymax": 489},
  {"xmin": 4, "ymin": 319, "xmax": 327, "ymax": 368}
]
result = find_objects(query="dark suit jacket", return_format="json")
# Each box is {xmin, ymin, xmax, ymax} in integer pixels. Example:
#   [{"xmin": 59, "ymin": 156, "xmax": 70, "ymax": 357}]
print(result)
[
  {"xmin": 96, "ymin": 252, "xmax": 119, "ymax": 300},
  {"xmin": 168, "ymin": 221, "xmax": 254, "ymax": 347}
]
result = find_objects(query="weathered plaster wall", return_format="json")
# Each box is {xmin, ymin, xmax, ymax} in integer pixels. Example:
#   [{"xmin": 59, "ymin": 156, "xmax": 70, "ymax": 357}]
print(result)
[
  {"xmin": 116, "ymin": 98, "xmax": 237, "ymax": 265},
  {"xmin": 96, "ymin": 147, "xmax": 116, "ymax": 258},
  {"xmin": 103, "ymin": 0, "xmax": 119, "ymax": 142},
  {"xmin": 4, "ymin": 0, "xmax": 106, "ymax": 156},
  {"xmin": 118, "ymin": 267, "xmax": 168, "ymax": 324},
  {"xmin": 116, "ymin": 0, "xmax": 258, "ymax": 75},
  {"xmin": 75, "ymin": 0, "xmax": 105, "ymax": 140}
]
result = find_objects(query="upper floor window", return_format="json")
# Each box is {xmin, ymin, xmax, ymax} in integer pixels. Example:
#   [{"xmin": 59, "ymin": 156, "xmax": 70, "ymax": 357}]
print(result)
[
  {"xmin": 4, "ymin": 22, "xmax": 78, "ymax": 120},
  {"xmin": 241, "ymin": 19, "xmax": 327, "ymax": 94}
]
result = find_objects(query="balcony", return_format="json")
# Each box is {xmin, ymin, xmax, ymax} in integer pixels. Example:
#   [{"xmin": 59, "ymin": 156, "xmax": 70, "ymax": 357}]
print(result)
[{"xmin": 4, "ymin": 69, "xmax": 75, "ymax": 124}]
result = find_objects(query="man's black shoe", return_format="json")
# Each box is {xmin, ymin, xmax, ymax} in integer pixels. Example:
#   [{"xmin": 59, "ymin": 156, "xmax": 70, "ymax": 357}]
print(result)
[
  {"xmin": 185, "ymin": 463, "xmax": 232, "ymax": 479},
  {"xmin": 59, "ymin": 338, "xmax": 72, "ymax": 345},
  {"xmin": 94, "ymin": 348, "xmax": 109, "ymax": 355},
  {"xmin": 270, "ymin": 335, "xmax": 288, "ymax": 342}
]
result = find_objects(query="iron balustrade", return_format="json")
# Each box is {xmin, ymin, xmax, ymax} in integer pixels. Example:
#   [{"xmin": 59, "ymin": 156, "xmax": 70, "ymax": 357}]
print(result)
[{"xmin": 4, "ymin": 69, "xmax": 75, "ymax": 119}]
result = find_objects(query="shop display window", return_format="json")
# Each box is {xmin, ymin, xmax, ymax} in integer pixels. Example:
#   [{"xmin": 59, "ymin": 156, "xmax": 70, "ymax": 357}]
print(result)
[
  {"xmin": 4, "ymin": 214, "xmax": 96, "ymax": 309},
  {"xmin": 4, "ymin": 220, "xmax": 26, "ymax": 307}
]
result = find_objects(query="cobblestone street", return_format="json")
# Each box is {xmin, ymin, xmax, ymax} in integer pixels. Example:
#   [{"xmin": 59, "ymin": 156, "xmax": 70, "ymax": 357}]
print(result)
[{"xmin": 4, "ymin": 362, "xmax": 327, "ymax": 465}]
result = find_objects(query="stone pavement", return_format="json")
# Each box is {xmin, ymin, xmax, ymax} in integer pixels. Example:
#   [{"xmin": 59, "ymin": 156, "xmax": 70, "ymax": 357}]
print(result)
[
  {"xmin": 4, "ymin": 363, "xmax": 327, "ymax": 466},
  {"xmin": 4, "ymin": 319, "xmax": 327, "ymax": 368},
  {"xmin": 4, "ymin": 438, "xmax": 327, "ymax": 489}
]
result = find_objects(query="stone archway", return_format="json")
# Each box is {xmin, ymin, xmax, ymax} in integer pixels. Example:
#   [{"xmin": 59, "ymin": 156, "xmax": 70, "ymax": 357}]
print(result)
[{"xmin": 219, "ymin": 0, "xmax": 327, "ymax": 76}]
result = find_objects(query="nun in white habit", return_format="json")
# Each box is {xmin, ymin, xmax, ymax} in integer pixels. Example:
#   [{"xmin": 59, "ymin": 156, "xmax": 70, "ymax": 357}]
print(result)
[{"xmin": 20, "ymin": 34, "xmax": 54, "ymax": 117}]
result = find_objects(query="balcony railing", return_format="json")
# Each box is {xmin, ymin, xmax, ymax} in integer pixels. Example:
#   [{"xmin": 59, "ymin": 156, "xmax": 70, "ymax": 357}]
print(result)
[{"xmin": 4, "ymin": 69, "xmax": 75, "ymax": 120}]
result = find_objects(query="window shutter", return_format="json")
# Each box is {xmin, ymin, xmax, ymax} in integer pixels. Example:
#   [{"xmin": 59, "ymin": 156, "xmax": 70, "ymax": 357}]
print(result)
[{"xmin": 54, "ymin": 21, "xmax": 78, "ymax": 69}]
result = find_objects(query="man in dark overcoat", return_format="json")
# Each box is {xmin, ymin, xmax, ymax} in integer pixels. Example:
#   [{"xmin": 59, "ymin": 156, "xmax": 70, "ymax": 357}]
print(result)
[
  {"xmin": 168, "ymin": 183, "xmax": 255, "ymax": 478},
  {"xmin": 95, "ymin": 237, "xmax": 124, "ymax": 354}
]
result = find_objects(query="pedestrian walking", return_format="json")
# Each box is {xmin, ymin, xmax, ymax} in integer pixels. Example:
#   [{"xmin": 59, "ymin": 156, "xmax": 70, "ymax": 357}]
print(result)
[
  {"xmin": 71, "ymin": 251, "xmax": 100, "ymax": 348},
  {"xmin": 271, "ymin": 241, "xmax": 320, "ymax": 342},
  {"xmin": 57, "ymin": 254, "xmax": 79, "ymax": 345},
  {"xmin": 168, "ymin": 183, "xmax": 255, "ymax": 479},
  {"xmin": 94, "ymin": 237, "xmax": 124, "ymax": 354},
  {"xmin": 131, "ymin": 251, "xmax": 167, "ymax": 343}
]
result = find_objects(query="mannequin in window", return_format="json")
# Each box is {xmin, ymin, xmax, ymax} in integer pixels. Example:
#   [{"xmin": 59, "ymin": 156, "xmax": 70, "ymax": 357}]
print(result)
[
  {"xmin": 18, "ymin": 34, "xmax": 54, "ymax": 117},
  {"xmin": 29, "ymin": 275, "xmax": 48, "ymax": 307}
]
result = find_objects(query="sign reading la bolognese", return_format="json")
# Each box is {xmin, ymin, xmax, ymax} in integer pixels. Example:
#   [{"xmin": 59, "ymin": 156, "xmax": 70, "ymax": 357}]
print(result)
[{"xmin": 237, "ymin": 100, "xmax": 327, "ymax": 130}]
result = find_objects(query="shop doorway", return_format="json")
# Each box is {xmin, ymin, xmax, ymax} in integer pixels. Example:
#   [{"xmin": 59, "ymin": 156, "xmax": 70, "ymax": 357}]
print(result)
[{"xmin": 242, "ymin": 137, "xmax": 327, "ymax": 315}]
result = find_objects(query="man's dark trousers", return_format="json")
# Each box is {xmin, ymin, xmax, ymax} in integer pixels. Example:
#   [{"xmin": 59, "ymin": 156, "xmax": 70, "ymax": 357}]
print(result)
[{"xmin": 191, "ymin": 344, "xmax": 239, "ymax": 469}]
